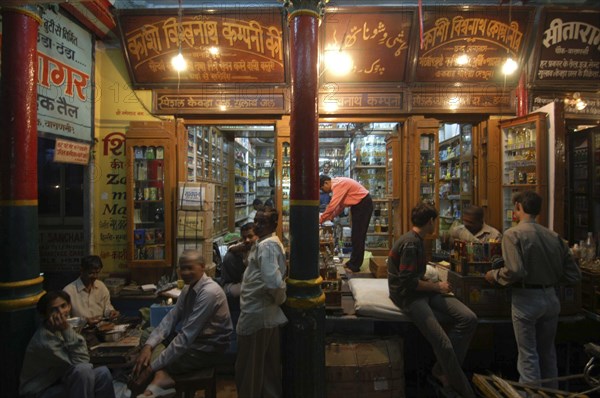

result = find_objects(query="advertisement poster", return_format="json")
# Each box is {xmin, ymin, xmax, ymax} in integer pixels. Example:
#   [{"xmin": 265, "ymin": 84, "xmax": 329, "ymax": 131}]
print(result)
[
  {"xmin": 39, "ymin": 229, "xmax": 86, "ymax": 273},
  {"xmin": 37, "ymin": 10, "xmax": 93, "ymax": 142},
  {"xmin": 0, "ymin": 11, "xmax": 92, "ymax": 141},
  {"xmin": 92, "ymin": 127, "xmax": 128, "ymax": 272}
]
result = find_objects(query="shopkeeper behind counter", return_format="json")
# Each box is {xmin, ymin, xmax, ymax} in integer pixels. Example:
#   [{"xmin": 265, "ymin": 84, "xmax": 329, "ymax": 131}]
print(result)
[
  {"xmin": 449, "ymin": 205, "xmax": 502, "ymax": 244},
  {"xmin": 63, "ymin": 255, "xmax": 119, "ymax": 325}
]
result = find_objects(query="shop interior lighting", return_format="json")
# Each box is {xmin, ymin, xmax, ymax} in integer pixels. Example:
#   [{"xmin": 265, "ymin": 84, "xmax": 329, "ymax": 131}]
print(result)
[
  {"xmin": 502, "ymin": 57, "xmax": 518, "ymax": 75},
  {"xmin": 565, "ymin": 92, "xmax": 587, "ymax": 111}
]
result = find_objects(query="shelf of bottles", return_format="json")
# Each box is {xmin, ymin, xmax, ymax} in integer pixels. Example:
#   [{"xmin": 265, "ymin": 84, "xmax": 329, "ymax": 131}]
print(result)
[
  {"xmin": 132, "ymin": 145, "xmax": 166, "ymax": 260},
  {"xmin": 351, "ymin": 135, "xmax": 388, "ymax": 250},
  {"xmin": 501, "ymin": 121, "xmax": 539, "ymax": 231},
  {"xmin": 281, "ymin": 142, "xmax": 291, "ymax": 246},
  {"xmin": 234, "ymin": 137, "xmax": 255, "ymax": 223},
  {"xmin": 569, "ymin": 129, "xmax": 600, "ymax": 243},
  {"xmin": 319, "ymin": 145, "xmax": 345, "ymax": 177},
  {"xmin": 255, "ymin": 144, "xmax": 274, "ymax": 203},
  {"xmin": 419, "ymin": 133, "xmax": 437, "ymax": 204},
  {"xmin": 438, "ymin": 124, "xmax": 473, "ymax": 234},
  {"xmin": 186, "ymin": 126, "xmax": 230, "ymax": 235}
]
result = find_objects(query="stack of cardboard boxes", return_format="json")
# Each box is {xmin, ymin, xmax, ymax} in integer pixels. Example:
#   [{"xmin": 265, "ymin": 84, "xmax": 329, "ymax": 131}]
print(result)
[{"xmin": 176, "ymin": 182, "xmax": 215, "ymax": 274}]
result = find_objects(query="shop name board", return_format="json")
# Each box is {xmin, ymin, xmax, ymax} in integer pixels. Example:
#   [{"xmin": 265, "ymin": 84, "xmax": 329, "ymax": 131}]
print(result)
[
  {"xmin": 534, "ymin": 11, "xmax": 600, "ymax": 83},
  {"xmin": 319, "ymin": 92, "xmax": 404, "ymax": 114},
  {"xmin": 153, "ymin": 91, "xmax": 286, "ymax": 114},
  {"xmin": 532, "ymin": 94, "xmax": 600, "ymax": 116},
  {"xmin": 54, "ymin": 139, "xmax": 90, "ymax": 165},
  {"xmin": 411, "ymin": 91, "xmax": 514, "ymax": 113},
  {"xmin": 322, "ymin": 11, "xmax": 413, "ymax": 84},
  {"xmin": 416, "ymin": 7, "xmax": 532, "ymax": 83},
  {"xmin": 118, "ymin": 10, "xmax": 285, "ymax": 87}
]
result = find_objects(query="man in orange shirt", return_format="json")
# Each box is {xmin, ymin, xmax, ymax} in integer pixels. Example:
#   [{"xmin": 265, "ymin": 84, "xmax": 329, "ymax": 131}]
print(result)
[{"xmin": 320, "ymin": 175, "xmax": 373, "ymax": 272}]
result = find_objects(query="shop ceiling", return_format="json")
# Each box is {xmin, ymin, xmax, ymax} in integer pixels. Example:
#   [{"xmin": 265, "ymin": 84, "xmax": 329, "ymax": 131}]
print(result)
[{"xmin": 6, "ymin": 0, "xmax": 598, "ymax": 8}]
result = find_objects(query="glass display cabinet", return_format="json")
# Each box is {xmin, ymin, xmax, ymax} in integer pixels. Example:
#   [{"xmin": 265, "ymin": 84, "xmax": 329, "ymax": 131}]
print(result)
[
  {"xmin": 233, "ymin": 137, "xmax": 256, "ymax": 225},
  {"xmin": 353, "ymin": 134, "xmax": 390, "ymax": 254},
  {"xmin": 438, "ymin": 123, "xmax": 474, "ymax": 235},
  {"xmin": 184, "ymin": 125, "xmax": 230, "ymax": 235},
  {"xmin": 126, "ymin": 121, "xmax": 178, "ymax": 268},
  {"xmin": 500, "ymin": 113, "xmax": 548, "ymax": 231},
  {"xmin": 568, "ymin": 126, "xmax": 600, "ymax": 244}
]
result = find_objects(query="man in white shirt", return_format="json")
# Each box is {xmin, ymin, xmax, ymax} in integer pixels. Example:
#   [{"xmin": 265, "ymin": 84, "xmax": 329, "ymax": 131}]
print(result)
[
  {"xmin": 63, "ymin": 255, "xmax": 119, "ymax": 325},
  {"xmin": 235, "ymin": 207, "xmax": 287, "ymax": 398}
]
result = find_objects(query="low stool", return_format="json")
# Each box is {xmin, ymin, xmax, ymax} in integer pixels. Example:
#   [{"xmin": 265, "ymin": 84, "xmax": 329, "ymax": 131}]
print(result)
[{"xmin": 172, "ymin": 367, "xmax": 216, "ymax": 398}]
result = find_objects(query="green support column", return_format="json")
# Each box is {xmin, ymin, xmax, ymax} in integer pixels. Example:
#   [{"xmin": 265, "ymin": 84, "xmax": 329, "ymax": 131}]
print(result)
[
  {"xmin": 281, "ymin": 1, "xmax": 328, "ymax": 397},
  {"xmin": 0, "ymin": 6, "xmax": 44, "ymax": 397}
]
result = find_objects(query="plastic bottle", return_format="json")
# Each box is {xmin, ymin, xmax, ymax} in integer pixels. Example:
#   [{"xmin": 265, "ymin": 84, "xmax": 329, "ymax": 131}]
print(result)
[{"xmin": 584, "ymin": 232, "xmax": 597, "ymax": 261}]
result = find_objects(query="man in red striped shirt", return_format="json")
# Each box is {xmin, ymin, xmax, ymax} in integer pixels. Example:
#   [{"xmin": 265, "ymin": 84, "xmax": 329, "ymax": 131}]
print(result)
[{"xmin": 319, "ymin": 175, "xmax": 373, "ymax": 272}]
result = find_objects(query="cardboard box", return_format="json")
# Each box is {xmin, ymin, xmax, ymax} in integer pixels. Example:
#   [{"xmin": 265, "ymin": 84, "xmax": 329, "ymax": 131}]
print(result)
[
  {"xmin": 177, "ymin": 210, "xmax": 213, "ymax": 239},
  {"xmin": 326, "ymin": 339, "xmax": 405, "ymax": 398},
  {"xmin": 448, "ymin": 270, "xmax": 582, "ymax": 317},
  {"xmin": 176, "ymin": 239, "xmax": 214, "ymax": 268},
  {"xmin": 369, "ymin": 256, "xmax": 388, "ymax": 278},
  {"xmin": 177, "ymin": 182, "xmax": 215, "ymax": 211}
]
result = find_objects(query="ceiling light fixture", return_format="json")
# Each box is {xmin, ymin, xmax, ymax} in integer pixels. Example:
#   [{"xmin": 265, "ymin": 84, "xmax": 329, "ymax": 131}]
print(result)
[
  {"xmin": 171, "ymin": 0, "xmax": 187, "ymax": 72},
  {"xmin": 565, "ymin": 92, "xmax": 588, "ymax": 111},
  {"xmin": 324, "ymin": 47, "xmax": 353, "ymax": 76},
  {"xmin": 455, "ymin": 54, "xmax": 469, "ymax": 66},
  {"xmin": 502, "ymin": 57, "xmax": 518, "ymax": 75}
]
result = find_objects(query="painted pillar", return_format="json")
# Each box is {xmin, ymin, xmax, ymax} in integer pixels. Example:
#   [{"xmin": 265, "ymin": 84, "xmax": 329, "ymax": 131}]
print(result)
[
  {"xmin": 0, "ymin": 6, "xmax": 44, "ymax": 397},
  {"xmin": 282, "ymin": 1, "xmax": 326, "ymax": 397},
  {"xmin": 516, "ymin": 70, "xmax": 528, "ymax": 117}
]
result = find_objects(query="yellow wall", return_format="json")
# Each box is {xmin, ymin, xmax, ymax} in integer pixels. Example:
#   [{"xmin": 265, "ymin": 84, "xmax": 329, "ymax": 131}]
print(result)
[{"xmin": 92, "ymin": 45, "xmax": 170, "ymax": 274}]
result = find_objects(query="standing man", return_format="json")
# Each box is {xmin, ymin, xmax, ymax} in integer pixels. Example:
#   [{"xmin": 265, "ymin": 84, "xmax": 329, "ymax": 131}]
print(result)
[
  {"xmin": 319, "ymin": 175, "xmax": 373, "ymax": 272},
  {"xmin": 220, "ymin": 222, "xmax": 258, "ymax": 299},
  {"xmin": 20, "ymin": 291, "xmax": 115, "ymax": 398},
  {"xmin": 235, "ymin": 207, "xmax": 287, "ymax": 398},
  {"xmin": 388, "ymin": 203, "xmax": 477, "ymax": 398},
  {"xmin": 131, "ymin": 250, "xmax": 232, "ymax": 397},
  {"xmin": 63, "ymin": 255, "xmax": 119, "ymax": 325},
  {"xmin": 485, "ymin": 191, "xmax": 581, "ymax": 388}
]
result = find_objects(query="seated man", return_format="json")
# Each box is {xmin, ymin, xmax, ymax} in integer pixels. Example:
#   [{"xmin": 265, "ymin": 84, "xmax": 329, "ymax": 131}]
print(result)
[
  {"xmin": 131, "ymin": 249, "xmax": 233, "ymax": 398},
  {"xmin": 20, "ymin": 291, "xmax": 115, "ymax": 398},
  {"xmin": 63, "ymin": 255, "xmax": 119, "ymax": 325},
  {"xmin": 449, "ymin": 205, "xmax": 502, "ymax": 243},
  {"xmin": 388, "ymin": 203, "xmax": 477, "ymax": 398},
  {"xmin": 220, "ymin": 222, "xmax": 258, "ymax": 298}
]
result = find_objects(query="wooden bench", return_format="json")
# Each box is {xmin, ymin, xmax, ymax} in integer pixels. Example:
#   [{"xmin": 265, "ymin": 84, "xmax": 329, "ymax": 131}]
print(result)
[{"xmin": 172, "ymin": 367, "xmax": 216, "ymax": 398}]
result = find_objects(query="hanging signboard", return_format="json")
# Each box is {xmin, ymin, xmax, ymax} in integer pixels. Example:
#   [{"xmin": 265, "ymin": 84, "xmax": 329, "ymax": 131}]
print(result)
[
  {"xmin": 321, "ymin": 9, "xmax": 414, "ymax": 84},
  {"xmin": 414, "ymin": 7, "xmax": 533, "ymax": 84},
  {"xmin": 532, "ymin": 9, "xmax": 600, "ymax": 86},
  {"xmin": 37, "ymin": 10, "xmax": 94, "ymax": 142},
  {"xmin": 117, "ymin": 8, "xmax": 285, "ymax": 88}
]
